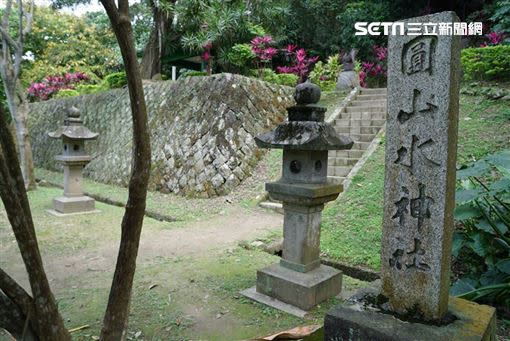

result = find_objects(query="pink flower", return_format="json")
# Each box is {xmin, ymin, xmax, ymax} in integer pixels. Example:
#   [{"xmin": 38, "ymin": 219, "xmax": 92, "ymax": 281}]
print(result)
[
  {"xmin": 486, "ymin": 32, "xmax": 504, "ymax": 46},
  {"xmin": 362, "ymin": 62, "xmax": 374, "ymax": 71},
  {"xmin": 285, "ymin": 44, "xmax": 298, "ymax": 53},
  {"xmin": 374, "ymin": 45, "xmax": 388, "ymax": 61},
  {"xmin": 202, "ymin": 50, "xmax": 211, "ymax": 62}
]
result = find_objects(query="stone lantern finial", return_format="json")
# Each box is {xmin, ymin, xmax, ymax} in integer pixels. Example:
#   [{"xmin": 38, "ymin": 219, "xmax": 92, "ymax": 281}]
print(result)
[
  {"xmin": 47, "ymin": 106, "xmax": 99, "ymax": 215},
  {"xmin": 242, "ymin": 82, "xmax": 354, "ymax": 313}
]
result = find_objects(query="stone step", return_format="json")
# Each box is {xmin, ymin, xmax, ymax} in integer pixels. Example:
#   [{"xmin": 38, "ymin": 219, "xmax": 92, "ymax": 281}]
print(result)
[
  {"xmin": 327, "ymin": 165, "xmax": 352, "ymax": 177},
  {"xmin": 350, "ymin": 99, "xmax": 386, "ymax": 107},
  {"xmin": 345, "ymin": 106, "xmax": 386, "ymax": 113},
  {"xmin": 356, "ymin": 94, "xmax": 387, "ymax": 101},
  {"xmin": 327, "ymin": 157, "xmax": 359, "ymax": 167},
  {"xmin": 352, "ymin": 141, "xmax": 371, "ymax": 150},
  {"xmin": 334, "ymin": 125, "xmax": 382, "ymax": 135},
  {"xmin": 359, "ymin": 87, "xmax": 387, "ymax": 94},
  {"xmin": 335, "ymin": 118, "xmax": 386, "ymax": 127},
  {"xmin": 327, "ymin": 175, "xmax": 346, "ymax": 184},
  {"xmin": 331, "ymin": 149, "xmax": 365, "ymax": 159},
  {"xmin": 339, "ymin": 112, "xmax": 386, "ymax": 120},
  {"xmin": 360, "ymin": 126, "xmax": 383, "ymax": 134},
  {"xmin": 349, "ymin": 133, "xmax": 376, "ymax": 142}
]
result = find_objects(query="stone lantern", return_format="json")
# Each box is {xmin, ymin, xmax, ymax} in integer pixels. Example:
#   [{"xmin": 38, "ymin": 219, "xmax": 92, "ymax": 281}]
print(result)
[
  {"xmin": 243, "ymin": 82, "xmax": 353, "ymax": 312},
  {"xmin": 48, "ymin": 106, "xmax": 98, "ymax": 215}
]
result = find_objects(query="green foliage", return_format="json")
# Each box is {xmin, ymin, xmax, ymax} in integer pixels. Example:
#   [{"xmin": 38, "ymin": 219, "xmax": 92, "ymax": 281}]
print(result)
[
  {"xmin": 251, "ymin": 68, "xmax": 298, "ymax": 87},
  {"xmin": 21, "ymin": 6, "xmax": 120, "ymax": 86},
  {"xmin": 181, "ymin": 70, "xmax": 208, "ymax": 77},
  {"xmin": 54, "ymin": 89, "xmax": 80, "ymax": 98},
  {"xmin": 75, "ymin": 83, "xmax": 108, "ymax": 95},
  {"xmin": 490, "ymin": 0, "xmax": 510, "ymax": 33},
  {"xmin": 308, "ymin": 55, "xmax": 342, "ymax": 91},
  {"xmin": 461, "ymin": 82, "xmax": 510, "ymax": 100},
  {"xmin": 451, "ymin": 150, "xmax": 510, "ymax": 307},
  {"xmin": 461, "ymin": 46, "xmax": 510, "ymax": 81},
  {"xmin": 103, "ymin": 72, "xmax": 127, "ymax": 89},
  {"xmin": 226, "ymin": 44, "xmax": 255, "ymax": 68},
  {"xmin": 167, "ymin": 0, "xmax": 290, "ymax": 72}
]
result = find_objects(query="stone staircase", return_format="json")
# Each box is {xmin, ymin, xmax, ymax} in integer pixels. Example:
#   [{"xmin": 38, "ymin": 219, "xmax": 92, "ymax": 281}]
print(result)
[{"xmin": 327, "ymin": 87, "xmax": 387, "ymax": 184}]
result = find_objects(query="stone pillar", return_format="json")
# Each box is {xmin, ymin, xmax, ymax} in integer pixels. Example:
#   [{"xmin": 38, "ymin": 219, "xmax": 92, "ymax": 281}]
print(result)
[
  {"xmin": 280, "ymin": 203, "xmax": 323, "ymax": 273},
  {"xmin": 324, "ymin": 12, "xmax": 496, "ymax": 340},
  {"xmin": 381, "ymin": 10, "xmax": 461, "ymax": 321}
]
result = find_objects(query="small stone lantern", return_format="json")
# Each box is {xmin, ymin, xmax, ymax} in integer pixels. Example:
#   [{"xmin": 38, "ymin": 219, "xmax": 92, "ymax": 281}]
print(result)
[
  {"xmin": 244, "ymin": 82, "xmax": 353, "ymax": 312},
  {"xmin": 48, "ymin": 106, "xmax": 98, "ymax": 215}
]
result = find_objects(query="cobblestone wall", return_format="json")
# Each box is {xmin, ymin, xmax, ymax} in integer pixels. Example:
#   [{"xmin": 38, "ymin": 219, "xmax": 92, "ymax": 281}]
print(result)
[{"xmin": 29, "ymin": 73, "xmax": 294, "ymax": 197}]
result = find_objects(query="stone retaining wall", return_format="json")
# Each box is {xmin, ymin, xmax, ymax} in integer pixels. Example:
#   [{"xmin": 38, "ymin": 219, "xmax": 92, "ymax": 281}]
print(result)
[{"xmin": 29, "ymin": 73, "xmax": 294, "ymax": 197}]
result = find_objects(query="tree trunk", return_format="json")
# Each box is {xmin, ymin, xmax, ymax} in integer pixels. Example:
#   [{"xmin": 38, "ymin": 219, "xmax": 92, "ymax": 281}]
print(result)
[
  {"xmin": 99, "ymin": 1, "xmax": 151, "ymax": 339},
  {"xmin": 0, "ymin": 107, "xmax": 71, "ymax": 341},
  {"xmin": 0, "ymin": 73, "xmax": 36, "ymax": 190},
  {"xmin": 140, "ymin": 26, "xmax": 160, "ymax": 79},
  {"xmin": 139, "ymin": 0, "xmax": 174, "ymax": 79}
]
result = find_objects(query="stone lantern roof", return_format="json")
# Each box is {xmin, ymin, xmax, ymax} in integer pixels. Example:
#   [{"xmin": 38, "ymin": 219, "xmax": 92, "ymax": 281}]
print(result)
[
  {"xmin": 255, "ymin": 81, "xmax": 353, "ymax": 150},
  {"xmin": 48, "ymin": 106, "xmax": 98, "ymax": 141}
]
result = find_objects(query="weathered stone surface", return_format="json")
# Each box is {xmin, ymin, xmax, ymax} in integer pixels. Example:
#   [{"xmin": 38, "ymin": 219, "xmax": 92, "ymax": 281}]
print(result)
[
  {"xmin": 29, "ymin": 74, "xmax": 294, "ymax": 198},
  {"xmin": 246, "ymin": 82, "xmax": 351, "ymax": 312},
  {"xmin": 257, "ymin": 263, "xmax": 342, "ymax": 311},
  {"xmin": 324, "ymin": 296, "xmax": 496, "ymax": 341},
  {"xmin": 381, "ymin": 11, "xmax": 462, "ymax": 321},
  {"xmin": 53, "ymin": 196, "xmax": 95, "ymax": 214}
]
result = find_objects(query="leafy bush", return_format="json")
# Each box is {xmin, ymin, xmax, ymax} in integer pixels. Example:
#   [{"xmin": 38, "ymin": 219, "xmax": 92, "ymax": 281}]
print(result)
[
  {"xmin": 451, "ymin": 150, "xmax": 510, "ymax": 308},
  {"xmin": 103, "ymin": 72, "xmax": 127, "ymax": 89},
  {"xmin": 276, "ymin": 45, "xmax": 318, "ymax": 82},
  {"xmin": 27, "ymin": 72, "xmax": 90, "ymax": 101},
  {"xmin": 226, "ymin": 43, "xmax": 255, "ymax": 68},
  {"xmin": 251, "ymin": 68, "xmax": 298, "ymax": 87},
  {"xmin": 181, "ymin": 70, "xmax": 208, "ymax": 77},
  {"xmin": 54, "ymin": 89, "xmax": 80, "ymax": 98},
  {"xmin": 75, "ymin": 83, "xmax": 108, "ymax": 95},
  {"xmin": 308, "ymin": 54, "xmax": 342, "ymax": 91},
  {"xmin": 273, "ymin": 73, "xmax": 299, "ymax": 87},
  {"xmin": 461, "ymin": 45, "xmax": 510, "ymax": 81}
]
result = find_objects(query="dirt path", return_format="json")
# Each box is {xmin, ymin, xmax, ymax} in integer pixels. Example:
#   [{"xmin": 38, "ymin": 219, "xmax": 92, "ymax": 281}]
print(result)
[{"xmin": 3, "ymin": 208, "xmax": 282, "ymax": 291}]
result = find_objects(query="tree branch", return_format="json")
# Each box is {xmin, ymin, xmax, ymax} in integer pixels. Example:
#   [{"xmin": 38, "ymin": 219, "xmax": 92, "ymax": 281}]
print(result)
[{"xmin": 0, "ymin": 268, "xmax": 33, "ymax": 316}]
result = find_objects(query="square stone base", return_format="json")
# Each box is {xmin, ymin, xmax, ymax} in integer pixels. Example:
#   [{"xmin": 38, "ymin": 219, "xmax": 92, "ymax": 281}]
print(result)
[
  {"xmin": 52, "ymin": 196, "xmax": 95, "ymax": 214},
  {"xmin": 324, "ymin": 296, "xmax": 496, "ymax": 341},
  {"xmin": 256, "ymin": 263, "xmax": 342, "ymax": 311}
]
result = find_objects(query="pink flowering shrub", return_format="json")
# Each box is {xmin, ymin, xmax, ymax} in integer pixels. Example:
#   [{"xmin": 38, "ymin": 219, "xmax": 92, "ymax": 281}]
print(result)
[
  {"xmin": 277, "ymin": 45, "xmax": 319, "ymax": 82},
  {"xmin": 480, "ymin": 32, "xmax": 505, "ymax": 47},
  {"xmin": 359, "ymin": 45, "xmax": 387, "ymax": 88},
  {"xmin": 27, "ymin": 72, "xmax": 89, "ymax": 101},
  {"xmin": 251, "ymin": 36, "xmax": 278, "ymax": 61}
]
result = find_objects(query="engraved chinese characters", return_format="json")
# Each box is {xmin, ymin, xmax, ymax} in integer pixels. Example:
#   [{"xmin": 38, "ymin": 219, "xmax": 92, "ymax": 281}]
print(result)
[{"xmin": 381, "ymin": 11, "xmax": 461, "ymax": 321}]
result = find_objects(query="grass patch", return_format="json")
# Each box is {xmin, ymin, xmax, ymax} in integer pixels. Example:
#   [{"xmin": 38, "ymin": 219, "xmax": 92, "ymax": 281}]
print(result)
[{"xmin": 321, "ymin": 90, "xmax": 510, "ymax": 270}]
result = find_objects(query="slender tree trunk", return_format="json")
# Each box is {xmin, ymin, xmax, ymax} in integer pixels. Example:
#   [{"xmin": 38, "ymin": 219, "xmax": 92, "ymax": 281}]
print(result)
[
  {"xmin": 0, "ymin": 72, "xmax": 36, "ymax": 190},
  {"xmin": 0, "ymin": 106, "xmax": 71, "ymax": 341},
  {"xmin": 99, "ymin": 1, "xmax": 151, "ymax": 339}
]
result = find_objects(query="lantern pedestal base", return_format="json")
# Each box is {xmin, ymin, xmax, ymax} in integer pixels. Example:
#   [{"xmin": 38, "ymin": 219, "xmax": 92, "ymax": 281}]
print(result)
[
  {"xmin": 250, "ymin": 263, "xmax": 342, "ymax": 311},
  {"xmin": 51, "ymin": 195, "xmax": 96, "ymax": 215}
]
